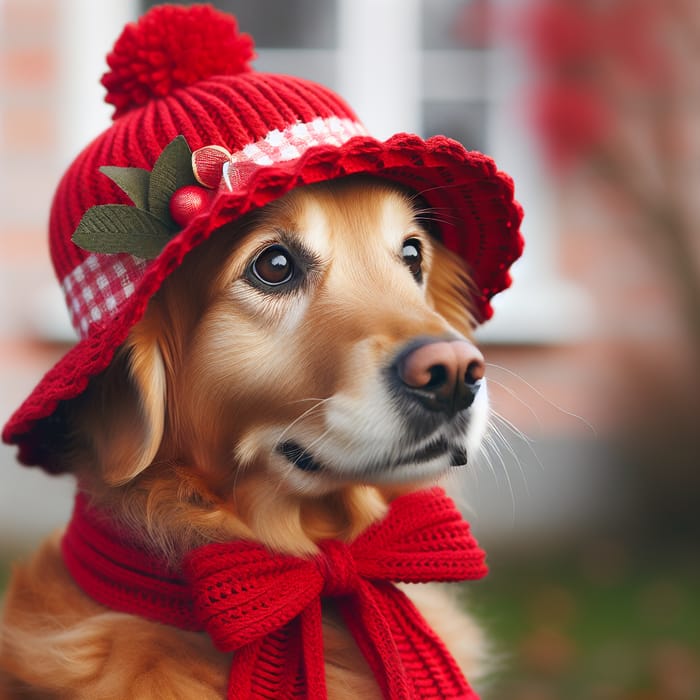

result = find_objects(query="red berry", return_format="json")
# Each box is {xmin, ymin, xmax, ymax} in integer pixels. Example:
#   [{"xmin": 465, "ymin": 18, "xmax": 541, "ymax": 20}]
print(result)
[{"xmin": 169, "ymin": 185, "xmax": 211, "ymax": 228}]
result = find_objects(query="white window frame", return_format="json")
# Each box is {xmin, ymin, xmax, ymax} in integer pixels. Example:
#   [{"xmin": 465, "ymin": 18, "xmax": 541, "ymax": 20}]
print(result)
[
  {"xmin": 34, "ymin": 1, "xmax": 139, "ymax": 342},
  {"xmin": 57, "ymin": 0, "xmax": 140, "ymax": 170}
]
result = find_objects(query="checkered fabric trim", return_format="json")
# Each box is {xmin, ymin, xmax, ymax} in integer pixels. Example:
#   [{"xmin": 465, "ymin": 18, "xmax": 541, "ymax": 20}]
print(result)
[
  {"xmin": 233, "ymin": 117, "xmax": 367, "ymax": 168},
  {"xmin": 62, "ymin": 253, "xmax": 148, "ymax": 338},
  {"xmin": 222, "ymin": 116, "xmax": 368, "ymax": 190},
  {"xmin": 61, "ymin": 117, "xmax": 368, "ymax": 337}
]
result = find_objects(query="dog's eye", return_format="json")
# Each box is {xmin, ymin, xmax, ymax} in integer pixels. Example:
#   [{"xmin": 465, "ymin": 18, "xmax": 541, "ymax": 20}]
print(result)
[
  {"xmin": 251, "ymin": 245, "xmax": 295, "ymax": 286},
  {"xmin": 402, "ymin": 238, "xmax": 423, "ymax": 281}
]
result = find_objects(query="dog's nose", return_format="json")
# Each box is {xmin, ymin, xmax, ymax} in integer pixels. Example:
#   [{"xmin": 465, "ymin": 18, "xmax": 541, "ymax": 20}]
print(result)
[{"xmin": 394, "ymin": 339, "xmax": 485, "ymax": 415}]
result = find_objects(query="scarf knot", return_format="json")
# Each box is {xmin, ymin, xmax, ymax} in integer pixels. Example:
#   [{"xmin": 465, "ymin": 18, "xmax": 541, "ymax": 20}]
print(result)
[{"xmin": 317, "ymin": 540, "xmax": 359, "ymax": 597}]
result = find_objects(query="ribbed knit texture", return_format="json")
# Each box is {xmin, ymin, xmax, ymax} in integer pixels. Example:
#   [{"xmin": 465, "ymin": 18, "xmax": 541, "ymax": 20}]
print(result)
[
  {"xmin": 62, "ymin": 487, "xmax": 487, "ymax": 699},
  {"xmin": 102, "ymin": 5, "xmax": 255, "ymax": 118}
]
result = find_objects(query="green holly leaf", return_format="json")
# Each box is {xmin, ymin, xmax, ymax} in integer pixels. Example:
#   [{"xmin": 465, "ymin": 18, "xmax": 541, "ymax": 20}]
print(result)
[
  {"xmin": 148, "ymin": 136, "xmax": 196, "ymax": 225},
  {"xmin": 99, "ymin": 166, "xmax": 150, "ymax": 210},
  {"xmin": 72, "ymin": 205, "xmax": 173, "ymax": 259},
  {"xmin": 71, "ymin": 135, "xmax": 200, "ymax": 259}
]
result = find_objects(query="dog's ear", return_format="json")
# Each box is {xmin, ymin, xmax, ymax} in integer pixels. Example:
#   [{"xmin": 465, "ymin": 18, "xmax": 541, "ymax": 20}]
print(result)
[
  {"xmin": 427, "ymin": 241, "xmax": 477, "ymax": 338},
  {"xmin": 89, "ymin": 312, "xmax": 167, "ymax": 486}
]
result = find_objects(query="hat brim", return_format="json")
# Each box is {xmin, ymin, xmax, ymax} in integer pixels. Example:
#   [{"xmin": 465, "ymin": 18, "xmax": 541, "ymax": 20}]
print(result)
[{"xmin": 2, "ymin": 132, "xmax": 523, "ymax": 471}]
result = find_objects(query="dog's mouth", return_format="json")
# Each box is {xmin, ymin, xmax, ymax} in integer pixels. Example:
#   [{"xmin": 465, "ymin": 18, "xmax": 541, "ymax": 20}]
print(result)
[
  {"xmin": 278, "ymin": 437, "xmax": 468, "ymax": 478},
  {"xmin": 279, "ymin": 441, "xmax": 323, "ymax": 473}
]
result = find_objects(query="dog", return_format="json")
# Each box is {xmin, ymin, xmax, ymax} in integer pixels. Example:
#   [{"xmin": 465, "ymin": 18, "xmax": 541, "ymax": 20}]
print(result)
[
  {"xmin": 0, "ymin": 176, "xmax": 493, "ymax": 699},
  {"xmin": 0, "ymin": 5, "xmax": 524, "ymax": 697}
]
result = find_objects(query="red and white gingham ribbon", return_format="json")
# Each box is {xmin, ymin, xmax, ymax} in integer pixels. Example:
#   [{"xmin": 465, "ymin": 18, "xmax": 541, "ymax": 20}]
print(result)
[
  {"xmin": 62, "ymin": 253, "xmax": 148, "ymax": 337},
  {"xmin": 226, "ymin": 116, "xmax": 366, "ymax": 171},
  {"xmin": 62, "ymin": 116, "xmax": 368, "ymax": 338}
]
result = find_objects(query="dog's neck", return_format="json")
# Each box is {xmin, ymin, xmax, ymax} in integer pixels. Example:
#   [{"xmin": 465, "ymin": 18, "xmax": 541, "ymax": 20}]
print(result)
[{"xmin": 78, "ymin": 463, "xmax": 402, "ymax": 565}]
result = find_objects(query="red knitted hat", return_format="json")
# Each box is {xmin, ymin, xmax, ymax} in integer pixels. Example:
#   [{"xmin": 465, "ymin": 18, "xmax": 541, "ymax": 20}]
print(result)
[{"xmin": 2, "ymin": 4, "xmax": 523, "ymax": 472}]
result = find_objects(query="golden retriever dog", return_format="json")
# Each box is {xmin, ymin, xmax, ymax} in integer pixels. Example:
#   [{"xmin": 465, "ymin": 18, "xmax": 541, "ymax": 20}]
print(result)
[{"xmin": 0, "ymin": 176, "xmax": 492, "ymax": 699}]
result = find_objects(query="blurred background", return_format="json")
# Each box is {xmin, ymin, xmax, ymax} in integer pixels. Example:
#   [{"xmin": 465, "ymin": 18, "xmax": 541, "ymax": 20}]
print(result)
[{"xmin": 0, "ymin": 1, "xmax": 698, "ymax": 698}]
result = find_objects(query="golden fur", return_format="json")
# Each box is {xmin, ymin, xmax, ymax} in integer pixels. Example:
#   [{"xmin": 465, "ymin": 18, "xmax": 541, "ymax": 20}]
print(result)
[{"xmin": 0, "ymin": 177, "xmax": 489, "ymax": 699}]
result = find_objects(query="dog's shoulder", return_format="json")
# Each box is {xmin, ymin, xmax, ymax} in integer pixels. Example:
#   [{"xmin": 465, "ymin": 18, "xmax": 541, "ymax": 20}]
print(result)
[
  {"xmin": 2, "ymin": 532, "xmax": 80, "ymax": 620},
  {"xmin": 0, "ymin": 535, "xmax": 228, "ymax": 699}
]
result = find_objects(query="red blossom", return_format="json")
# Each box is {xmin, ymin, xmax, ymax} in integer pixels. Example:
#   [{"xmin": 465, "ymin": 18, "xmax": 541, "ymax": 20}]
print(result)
[
  {"xmin": 530, "ymin": 83, "xmax": 612, "ymax": 169},
  {"xmin": 605, "ymin": 0, "xmax": 672, "ymax": 88},
  {"xmin": 517, "ymin": 0, "xmax": 678, "ymax": 170},
  {"xmin": 519, "ymin": 0, "xmax": 601, "ymax": 71}
]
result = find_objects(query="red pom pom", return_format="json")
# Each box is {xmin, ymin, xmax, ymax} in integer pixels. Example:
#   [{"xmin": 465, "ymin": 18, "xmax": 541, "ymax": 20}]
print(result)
[
  {"xmin": 102, "ymin": 5, "xmax": 255, "ymax": 119},
  {"xmin": 169, "ymin": 185, "xmax": 212, "ymax": 228}
]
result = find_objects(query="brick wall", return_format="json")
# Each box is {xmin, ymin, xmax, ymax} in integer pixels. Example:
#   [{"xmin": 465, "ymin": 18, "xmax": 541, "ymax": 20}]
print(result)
[
  {"xmin": 0, "ymin": 0, "xmax": 68, "ymax": 423},
  {"xmin": 0, "ymin": 0, "xmax": 71, "ymax": 544}
]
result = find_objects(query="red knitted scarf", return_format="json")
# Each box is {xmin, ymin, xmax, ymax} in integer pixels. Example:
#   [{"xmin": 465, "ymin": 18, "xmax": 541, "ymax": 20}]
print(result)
[{"xmin": 61, "ymin": 487, "xmax": 487, "ymax": 699}]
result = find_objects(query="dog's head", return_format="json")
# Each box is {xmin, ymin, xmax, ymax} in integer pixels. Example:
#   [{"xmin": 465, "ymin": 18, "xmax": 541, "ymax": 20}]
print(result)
[{"xmin": 69, "ymin": 176, "xmax": 489, "ymax": 554}]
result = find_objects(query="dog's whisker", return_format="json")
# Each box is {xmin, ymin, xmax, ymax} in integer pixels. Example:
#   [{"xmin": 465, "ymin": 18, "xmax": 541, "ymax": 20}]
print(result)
[
  {"xmin": 476, "ymin": 434, "xmax": 500, "ymax": 485},
  {"xmin": 484, "ymin": 376, "xmax": 544, "ymax": 433},
  {"xmin": 411, "ymin": 203, "xmax": 462, "ymax": 219},
  {"xmin": 487, "ymin": 430, "xmax": 520, "ymax": 512},
  {"xmin": 488, "ymin": 417, "xmax": 551, "ymax": 542},
  {"xmin": 412, "ymin": 213, "xmax": 463, "ymax": 230},
  {"xmin": 275, "ymin": 397, "xmax": 332, "ymax": 447},
  {"xmin": 414, "ymin": 210, "xmax": 463, "ymax": 228},
  {"xmin": 299, "ymin": 428, "xmax": 332, "ymax": 455},
  {"xmin": 282, "ymin": 397, "xmax": 330, "ymax": 406},
  {"xmin": 417, "ymin": 217, "xmax": 462, "ymax": 232},
  {"xmin": 413, "ymin": 181, "xmax": 476, "ymax": 204},
  {"xmin": 486, "ymin": 362, "xmax": 598, "ymax": 437},
  {"xmin": 477, "ymin": 432, "xmax": 517, "ymax": 524},
  {"xmin": 487, "ymin": 417, "xmax": 533, "ymax": 498},
  {"xmin": 488, "ymin": 400, "xmax": 536, "ymax": 450},
  {"xmin": 272, "ymin": 460, "xmax": 296, "ymax": 500},
  {"xmin": 483, "ymin": 368, "xmax": 548, "ymax": 480}
]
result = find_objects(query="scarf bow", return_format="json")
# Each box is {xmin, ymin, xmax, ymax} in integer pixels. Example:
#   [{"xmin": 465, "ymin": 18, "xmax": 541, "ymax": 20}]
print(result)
[
  {"xmin": 182, "ymin": 488, "xmax": 487, "ymax": 700},
  {"xmin": 62, "ymin": 487, "xmax": 487, "ymax": 700}
]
